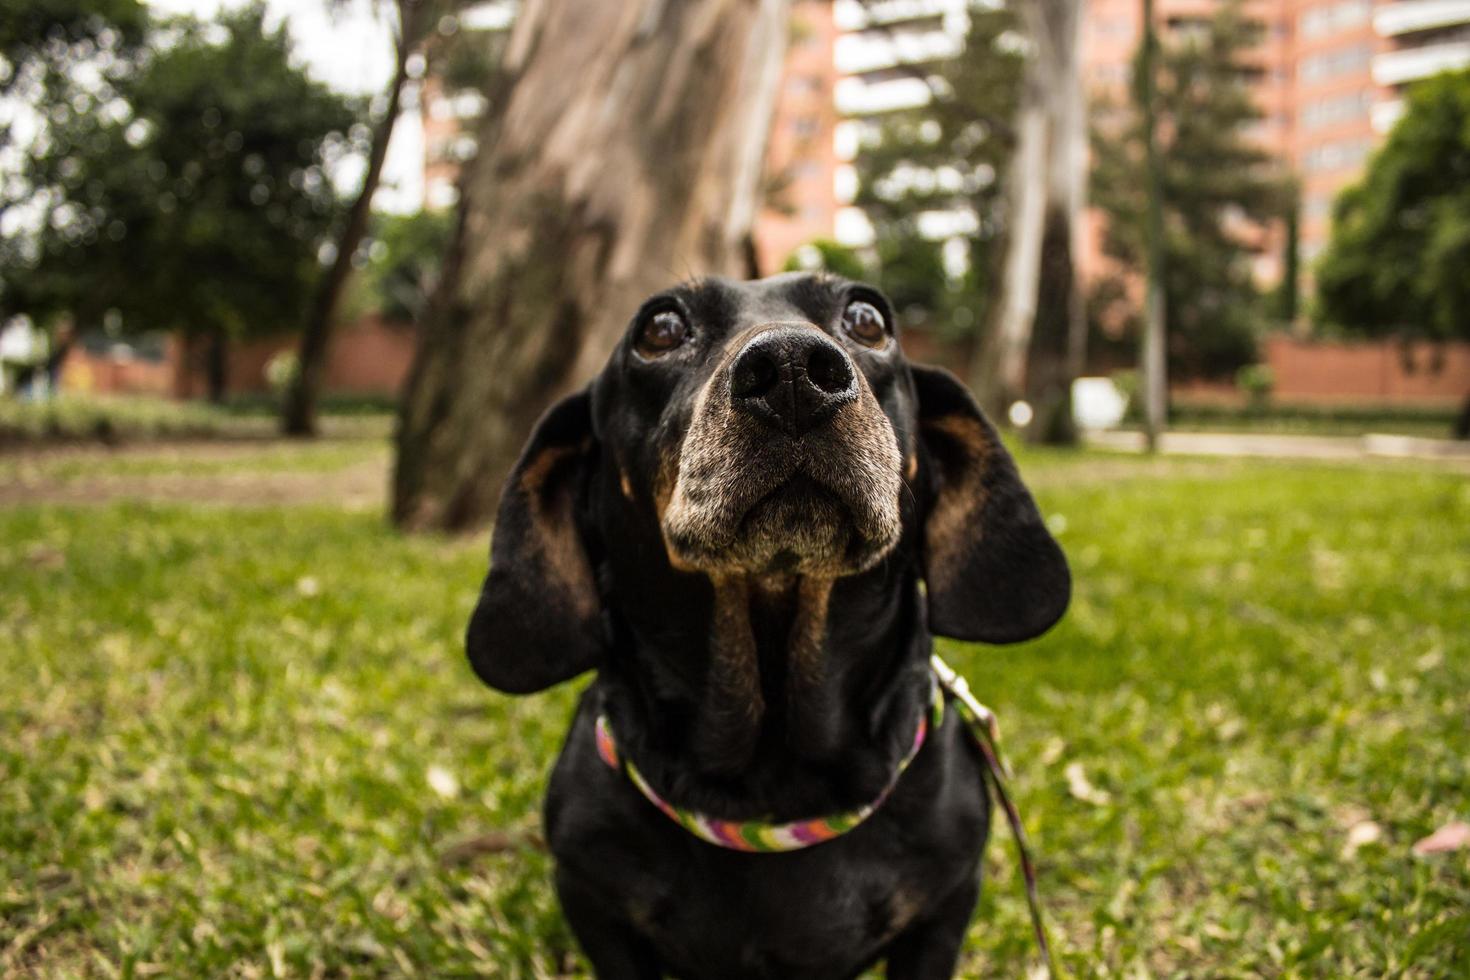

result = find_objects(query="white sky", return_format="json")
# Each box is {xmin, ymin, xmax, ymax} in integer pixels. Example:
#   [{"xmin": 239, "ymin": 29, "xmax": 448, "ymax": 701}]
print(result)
[{"xmin": 147, "ymin": 0, "xmax": 427, "ymax": 212}]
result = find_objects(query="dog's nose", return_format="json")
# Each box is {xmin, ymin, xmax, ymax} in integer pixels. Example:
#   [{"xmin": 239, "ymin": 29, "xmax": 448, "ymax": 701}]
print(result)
[{"xmin": 730, "ymin": 328, "xmax": 858, "ymax": 435}]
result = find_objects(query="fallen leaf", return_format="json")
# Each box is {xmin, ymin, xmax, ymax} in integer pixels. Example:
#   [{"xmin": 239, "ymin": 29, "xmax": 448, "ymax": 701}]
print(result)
[
  {"xmin": 1064, "ymin": 762, "xmax": 1112, "ymax": 806},
  {"xmin": 25, "ymin": 544, "xmax": 65, "ymax": 569},
  {"xmin": 426, "ymin": 764, "xmax": 459, "ymax": 800},
  {"xmin": 1342, "ymin": 819, "xmax": 1382, "ymax": 857},
  {"xmin": 1412, "ymin": 821, "xmax": 1470, "ymax": 856}
]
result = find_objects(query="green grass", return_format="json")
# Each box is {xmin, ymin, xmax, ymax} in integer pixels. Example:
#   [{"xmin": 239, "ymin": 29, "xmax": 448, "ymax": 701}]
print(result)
[{"xmin": 2, "ymin": 451, "xmax": 1467, "ymax": 976}]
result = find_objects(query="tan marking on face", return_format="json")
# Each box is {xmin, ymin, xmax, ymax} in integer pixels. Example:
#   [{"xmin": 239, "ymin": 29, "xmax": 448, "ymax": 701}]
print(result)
[
  {"xmin": 921, "ymin": 414, "xmax": 991, "ymax": 593},
  {"xmin": 619, "ymin": 468, "xmax": 634, "ymax": 501},
  {"xmin": 786, "ymin": 576, "xmax": 834, "ymax": 694},
  {"xmin": 694, "ymin": 575, "xmax": 764, "ymax": 771},
  {"xmin": 905, "ymin": 453, "xmax": 918, "ymax": 481}
]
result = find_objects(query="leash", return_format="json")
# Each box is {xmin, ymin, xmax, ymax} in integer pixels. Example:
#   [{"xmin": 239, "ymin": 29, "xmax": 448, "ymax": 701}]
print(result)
[
  {"xmin": 595, "ymin": 655, "xmax": 1056, "ymax": 976},
  {"xmin": 930, "ymin": 654, "xmax": 1056, "ymax": 978}
]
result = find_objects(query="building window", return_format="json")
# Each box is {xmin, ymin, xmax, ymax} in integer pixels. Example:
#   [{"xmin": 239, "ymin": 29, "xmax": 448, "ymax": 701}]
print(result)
[
  {"xmin": 791, "ymin": 116, "xmax": 821, "ymax": 138},
  {"xmin": 1299, "ymin": 0, "xmax": 1371, "ymax": 40},
  {"xmin": 1302, "ymin": 137, "xmax": 1372, "ymax": 172},
  {"xmin": 1299, "ymin": 44, "xmax": 1372, "ymax": 83},
  {"xmin": 1301, "ymin": 90, "xmax": 1373, "ymax": 129},
  {"xmin": 1304, "ymin": 194, "xmax": 1334, "ymax": 220}
]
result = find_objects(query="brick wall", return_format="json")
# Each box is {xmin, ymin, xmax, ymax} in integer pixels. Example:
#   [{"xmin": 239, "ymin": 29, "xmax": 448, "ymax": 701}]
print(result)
[
  {"xmin": 169, "ymin": 314, "xmax": 418, "ymax": 400},
  {"xmin": 1263, "ymin": 335, "xmax": 1470, "ymax": 407},
  {"xmin": 61, "ymin": 337, "xmax": 178, "ymax": 397}
]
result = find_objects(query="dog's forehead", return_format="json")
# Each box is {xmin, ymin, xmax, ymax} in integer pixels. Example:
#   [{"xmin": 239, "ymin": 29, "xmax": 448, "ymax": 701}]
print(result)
[{"xmin": 684, "ymin": 273, "xmax": 844, "ymax": 330}]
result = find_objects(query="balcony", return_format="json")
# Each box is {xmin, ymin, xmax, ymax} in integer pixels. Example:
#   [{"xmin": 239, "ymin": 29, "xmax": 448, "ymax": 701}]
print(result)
[
  {"xmin": 834, "ymin": 27, "xmax": 962, "ymax": 74},
  {"xmin": 1372, "ymin": 38, "xmax": 1470, "ymax": 85},
  {"xmin": 833, "ymin": 0, "xmax": 966, "ymax": 32},
  {"xmin": 1373, "ymin": 0, "xmax": 1470, "ymax": 37},
  {"xmin": 834, "ymin": 75, "xmax": 933, "ymax": 115}
]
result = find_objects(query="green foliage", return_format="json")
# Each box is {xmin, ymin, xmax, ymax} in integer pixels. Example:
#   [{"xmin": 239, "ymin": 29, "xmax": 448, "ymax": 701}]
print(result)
[
  {"xmin": 0, "ymin": 394, "xmax": 230, "ymax": 446},
  {"xmin": 357, "ymin": 210, "xmax": 455, "ymax": 322},
  {"xmin": 1091, "ymin": 3, "xmax": 1289, "ymax": 379},
  {"xmin": 0, "ymin": 0, "xmax": 148, "ymax": 266},
  {"xmin": 0, "ymin": 0, "xmax": 148, "ymax": 145},
  {"xmin": 0, "ymin": 449, "xmax": 1466, "ymax": 974},
  {"xmin": 3, "ymin": 4, "xmax": 363, "ymax": 342},
  {"xmin": 1268, "ymin": 178, "xmax": 1301, "ymax": 322},
  {"xmin": 1315, "ymin": 69, "xmax": 1470, "ymax": 343},
  {"xmin": 852, "ymin": 2, "xmax": 1023, "ymax": 335},
  {"xmin": 783, "ymin": 238, "xmax": 868, "ymax": 282},
  {"xmin": 0, "ymin": 395, "xmax": 394, "ymax": 447},
  {"xmin": 1235, "ymin": 362, "xmax": 1274, "ymax": 407}
]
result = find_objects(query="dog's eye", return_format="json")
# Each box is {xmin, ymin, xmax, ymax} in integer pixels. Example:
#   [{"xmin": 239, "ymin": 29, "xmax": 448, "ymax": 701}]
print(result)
[
  {"xmin": 841, "ymin": 300, "xmax": 887, "ymax": 348},
  {"xmin": 636, "ymin": 311, "xmax": 689, "ymax": 358}
]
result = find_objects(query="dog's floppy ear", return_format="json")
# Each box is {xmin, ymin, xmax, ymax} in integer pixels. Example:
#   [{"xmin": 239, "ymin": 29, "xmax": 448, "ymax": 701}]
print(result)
[
  {"xmin": 466, "ymin": 389, "xmax": 603, "ymax": 693},
  {"xmin": 911, "ymin": 364, "xmax": 1070, "ymax": 644}
]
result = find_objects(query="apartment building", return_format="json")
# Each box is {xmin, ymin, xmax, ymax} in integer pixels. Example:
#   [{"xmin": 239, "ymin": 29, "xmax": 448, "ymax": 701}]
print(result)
[
  {"xmin": 419, "ymin": 1, "xmax": 1470, "ymax": 287},
  {"xmin": 1084, "ymin": 0, "xmax": 1470, "ymax": 276}
]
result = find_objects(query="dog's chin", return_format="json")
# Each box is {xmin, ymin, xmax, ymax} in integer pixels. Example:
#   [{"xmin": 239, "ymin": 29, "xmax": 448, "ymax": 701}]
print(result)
[{"xmin": 665, "ymin": 475, "xmax": 900, "ymax": 577}]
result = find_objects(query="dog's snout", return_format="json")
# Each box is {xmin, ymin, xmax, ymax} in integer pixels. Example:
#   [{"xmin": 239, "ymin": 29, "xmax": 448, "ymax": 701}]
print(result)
[{"xmin": 730, "ymin": 329, "xmax": 858, "ymax": 435}]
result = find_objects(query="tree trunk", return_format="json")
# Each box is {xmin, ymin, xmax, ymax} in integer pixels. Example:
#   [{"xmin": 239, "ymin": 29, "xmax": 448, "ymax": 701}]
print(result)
[
  {"xmin": 974, "ymin": 0, "xmax": 1085, "ymax": 443},
  {"xmin": 392, "ymin": 0, "xmax": 789, "ymax": 531},
  {"xmin": 206, "ymin": 330, "xmax": 229, "ymax": 404},
  {"xmin": 281, "ymin": 1, "xmax": 420, "ymax": 437}
]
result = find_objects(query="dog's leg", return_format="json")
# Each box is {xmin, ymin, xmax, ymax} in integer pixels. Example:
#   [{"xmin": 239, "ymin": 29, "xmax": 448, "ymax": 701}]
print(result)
[
  {"xmin": 556, "ymin": 870, "xmax": 663, "ymax": 980},
  {"xmin": 882, "ymin": 877, "xmax": 980, "ymax": 980}
]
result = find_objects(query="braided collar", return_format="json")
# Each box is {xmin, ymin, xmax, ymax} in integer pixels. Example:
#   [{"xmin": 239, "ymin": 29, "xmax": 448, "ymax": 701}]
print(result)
[
  {"xmin": 593, "ymin": 654, "xmax": 1056, "ymax": 975},
  {"xmin": 594, "ymin": 679, "xmax": 944, "ymax": 853}
]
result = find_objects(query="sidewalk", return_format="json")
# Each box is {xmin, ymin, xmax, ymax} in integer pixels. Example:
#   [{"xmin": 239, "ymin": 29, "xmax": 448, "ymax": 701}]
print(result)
[{"xmin": 1086, "ymin": 430, "xmax": 1470, "ymax": 467}]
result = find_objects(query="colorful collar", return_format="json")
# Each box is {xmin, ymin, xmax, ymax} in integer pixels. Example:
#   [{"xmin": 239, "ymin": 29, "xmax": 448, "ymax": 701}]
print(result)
[
  {"xmin": 593, "ymin": 654, "xmax": 1055, "ymax": 976},
  {"xmin": 594, "ymin": 679, "xmax": 943, "ymax": 852}
]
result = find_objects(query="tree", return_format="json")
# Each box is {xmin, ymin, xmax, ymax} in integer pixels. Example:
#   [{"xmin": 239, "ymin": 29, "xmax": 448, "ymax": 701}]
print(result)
[
  {"xmin": 986, "ymin": 0, "xmax": 1087, "ymax": 443},
  {"xmin": 352, "ymin": 209, "xmax": 455, "ymax": 322},
  {"xmin": 0, "ymin": 0, "xmax": 148, "ymax": 222},
  {"xmin": 851, "ymin": 2, "xmax": 1023, "ymax": 358},
  {"xmin": 4, "ymin": 5, "xmax": 360, "ymax": 402},
  {"xmin": 1091, "ymin": 4, "xmax": 1289, "ymax": 381},
  {"xmin": 392, "ymin": 0, "xmax": 789, "ymax": 531},
  {"xmin": 280, "ymin": 0, "xmax": 494, "ymax": 435},
  {"xmin": 1315, "ymin": 68, "xmax": 1470, "ymax": 437}
]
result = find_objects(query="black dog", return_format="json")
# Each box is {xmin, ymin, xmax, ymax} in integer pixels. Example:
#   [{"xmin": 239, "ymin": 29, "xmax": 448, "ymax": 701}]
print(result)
[{"xmin": 466, "ymin": 274, "xmax": 1069, "ymax": 978}]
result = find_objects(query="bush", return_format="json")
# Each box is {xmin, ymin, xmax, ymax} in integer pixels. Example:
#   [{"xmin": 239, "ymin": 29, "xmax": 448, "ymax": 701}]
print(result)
[
  {"xmin": 1236, "ymin": 363, "xmax": 1274, "ymax": 410},
  {"xmin": 0, "ymin": 396, "xmax": 230, "ymax": 447}
]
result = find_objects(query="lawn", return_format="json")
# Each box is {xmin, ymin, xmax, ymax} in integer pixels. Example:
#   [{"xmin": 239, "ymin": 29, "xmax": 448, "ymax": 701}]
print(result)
[{"xmin": 1, "ymin": 445, "xmax": 1467, "ymax": 977}]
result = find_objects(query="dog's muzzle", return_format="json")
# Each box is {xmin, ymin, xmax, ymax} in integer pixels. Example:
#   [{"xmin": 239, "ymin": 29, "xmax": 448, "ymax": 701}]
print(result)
[{"xmin": 661, "ymin": 325, "xmax": 903, "ymax": 576}]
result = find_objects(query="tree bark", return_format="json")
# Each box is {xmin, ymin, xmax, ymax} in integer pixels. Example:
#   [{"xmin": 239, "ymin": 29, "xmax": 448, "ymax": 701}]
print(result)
[
  {"xmin": 393, "ymin": 0, "xmax": 789, "ymax": 531},
  {"xmin": 973, "ymin": 0, "xmax": 1085, "ymax": 443},
  {"xmin": 206, "ymin": 329, "xmax": 229, "ymax": 404},
  {"xmin": 282, "ymin": 0, "xmax": 421, "ymax": 437}
]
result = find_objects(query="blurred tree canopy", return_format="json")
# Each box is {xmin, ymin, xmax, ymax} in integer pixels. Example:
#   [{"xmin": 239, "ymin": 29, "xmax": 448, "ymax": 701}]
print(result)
[
  {"xmin": 1091, "ymin": 4, "xmax": 1290, "ymax": 379},
  {"xmin": 351, "ymin": 209, "xmax": 455, "ymax": 323},
  {"xmin": 1316, "ymin": 68, "xmax": 1470, "ymax": 437},
  {"xmin": 1316, "ymin": 70, "xmax": 1470, "ymax": 346},
  {"xmin": 4, "ymin": 4, "xmax": 362, "ymax": 401},
  {"xmin": 282, "ymin": 0, "xmax": 498, "ymax": 435},
  {"xmin": 0, "ymin": 0, "xmax": 148, "ymax": 230},
  {"xmin": 851, "ymin": 2, "xmax": 1023, "ymax": 339}
]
